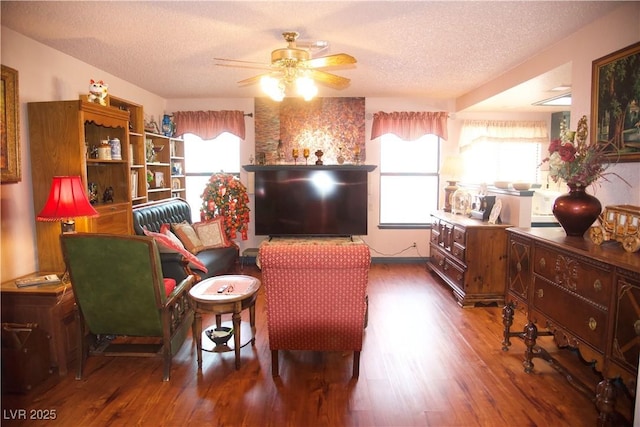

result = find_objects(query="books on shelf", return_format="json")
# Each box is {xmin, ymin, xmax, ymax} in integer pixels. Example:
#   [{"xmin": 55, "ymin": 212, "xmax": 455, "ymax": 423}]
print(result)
[{"xmin": 131, "ymin": 170, "xmax": 138, "ymax": 198}]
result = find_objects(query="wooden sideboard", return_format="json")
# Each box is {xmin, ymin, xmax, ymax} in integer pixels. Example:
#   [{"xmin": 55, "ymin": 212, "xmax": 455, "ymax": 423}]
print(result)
[
  {"xmin": 427, "ymin": 211, "xmax": 510, "ymax": 307},
  {"xmin": 502, "ymin": 227, "xmax": 640, "ymax": 424},
  {"xmin": 1, "ymin": 275, "xmax": 77, "ymax": 376}
]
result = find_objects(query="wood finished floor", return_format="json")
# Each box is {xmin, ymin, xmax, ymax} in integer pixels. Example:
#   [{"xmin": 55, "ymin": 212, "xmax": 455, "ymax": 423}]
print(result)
[{"xmin": 1, "ymin": 263, "xmax": 631, "ymax": 426}]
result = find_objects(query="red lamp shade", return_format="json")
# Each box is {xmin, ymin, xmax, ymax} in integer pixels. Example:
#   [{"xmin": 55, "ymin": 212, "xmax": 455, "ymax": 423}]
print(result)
[{"xmin": 37, "ymin": 176, "xmax": 99, "ymax": 231}]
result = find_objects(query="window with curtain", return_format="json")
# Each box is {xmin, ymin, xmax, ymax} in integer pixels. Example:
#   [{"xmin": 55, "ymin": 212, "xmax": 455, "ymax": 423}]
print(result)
[
  {"xmin": 183, "ymin": 132, "xmax": 240, "ymax": 222},
  {"xmin": 461, "ymin": 141, "xmax": 542, "ymax": 184},
  {"xmin": 379, "ymin": 134, "xmax": 440, "ymax": 226},
  {"xmin": 458, "ymin": 120, "xmax": 548, "ymax": 184}
]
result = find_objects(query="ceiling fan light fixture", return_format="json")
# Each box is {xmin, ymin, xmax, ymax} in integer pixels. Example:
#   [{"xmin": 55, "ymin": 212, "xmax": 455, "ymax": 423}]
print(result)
[
  {"xmin": 296, "ymin": 75, "xmax": 318, "ymax": 101},
  {"xmin": 261, "ymin": 75, "xmax": 285, "ymax": 102},
  {"xmin": 220, "ymin": 31, "xmax": 355, "ymax": 100}
]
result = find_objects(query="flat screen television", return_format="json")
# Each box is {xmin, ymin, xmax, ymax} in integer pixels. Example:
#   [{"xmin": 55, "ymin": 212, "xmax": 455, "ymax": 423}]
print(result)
[{"xmin": 254, "ymin": 169, "xmax": 368, "ymax": 237}]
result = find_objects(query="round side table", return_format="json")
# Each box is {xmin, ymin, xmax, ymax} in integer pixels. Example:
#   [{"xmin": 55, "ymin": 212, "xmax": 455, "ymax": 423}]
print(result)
[{"xmin": 188, "ymin": 275, "xmax": 260, "ymax": 370}]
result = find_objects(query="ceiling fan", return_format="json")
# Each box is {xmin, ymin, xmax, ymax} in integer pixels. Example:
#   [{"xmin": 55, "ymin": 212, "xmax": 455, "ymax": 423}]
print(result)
[{"xmin": 215, "ymin": 31, "xmax": 357, "ymax": 99}]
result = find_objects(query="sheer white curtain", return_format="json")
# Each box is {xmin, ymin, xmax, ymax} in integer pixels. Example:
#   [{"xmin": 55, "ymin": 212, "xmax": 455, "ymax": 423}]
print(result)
[
  {"xmin": 459, "ymin": 120, "xmax": 548, "ymax": 147},
  {"xmin": 459, "ymin": 120, "xmax": 549, "ymax": 184}
]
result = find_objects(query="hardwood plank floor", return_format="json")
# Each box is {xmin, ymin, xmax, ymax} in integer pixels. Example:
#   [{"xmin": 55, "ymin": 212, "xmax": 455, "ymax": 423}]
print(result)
[{"xmin": 1, "ymin": 264, "xmax": 632, "ymax": 426}]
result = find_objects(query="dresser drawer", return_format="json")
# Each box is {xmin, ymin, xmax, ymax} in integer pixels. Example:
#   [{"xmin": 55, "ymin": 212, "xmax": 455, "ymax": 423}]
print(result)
[
  {"xmin": 443, "ymin": 257, "xmax": 466, "ymax": 290},
  {"xmin": 533, "ymin": 245, "xmax": 611, "ymax": 307},
  {"xmin": 533, "ymin": 276, "xmax": 607, "ymax": 350},
  {"xmin": 429, "ymin": 244, "xmax": 446, "ymax": 273},
  {"xmin": 430, "ymin": 229, "xmax": 439, "ymax": 244},
  {"xmin": 451, "ymin": 242, "xmax": 466, "ymax": 264},
  {"xmin": 429, "ymin": 244, "xmax": 466, "ymax": 289},
  {"xmin": 453, "ymin": 226, "xmax": 466, "ymax": 246}
]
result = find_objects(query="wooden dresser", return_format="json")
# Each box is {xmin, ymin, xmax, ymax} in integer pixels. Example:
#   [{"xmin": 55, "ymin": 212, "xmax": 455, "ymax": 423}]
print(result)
[
  {"xmin": 502, "ymin": 227, "xmax": 640, "ymax": 424},
  {"xmin": 427, "ymin": 211, "xmax": 510, "ymax": 307}
]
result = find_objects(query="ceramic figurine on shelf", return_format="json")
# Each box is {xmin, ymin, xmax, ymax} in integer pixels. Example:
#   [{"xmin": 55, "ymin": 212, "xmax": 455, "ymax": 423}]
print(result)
[
  {"xmin": 102, "ymin": 186, "xmax": 114, "ymax": 203},
  {"xmin": 88, "ymin": 182, "xmax": 98, "ymax": 204},
  {"xmin": 145, "ymin": 115, "xmax": 160, "ymax": 134},
  {"xmin": 170, "ymin": 116, "xmax": 176, "ymax": 136},
  {"xmin": 88, "ymin": 79, "xmax": 108, "ymax": 106},
  {"xmin": 162, "ymin": 114, "xmax": 174, "ymax": 137}
]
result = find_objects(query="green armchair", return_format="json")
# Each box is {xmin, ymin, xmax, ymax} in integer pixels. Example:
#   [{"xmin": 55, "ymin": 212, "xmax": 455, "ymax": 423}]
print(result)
[{"xmin": 61, "ymin": 233, "xmax": 195, "ymax": 381}]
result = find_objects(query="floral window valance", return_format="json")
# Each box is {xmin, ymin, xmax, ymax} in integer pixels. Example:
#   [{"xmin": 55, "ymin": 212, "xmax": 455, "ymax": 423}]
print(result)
[
  {"xmin": 459, "ymin": 120, "xmax": 548, "ymax": 148},
  {"xmin": 370, "ymin": 111, "xmax": 449, "ymax": 141},
  {"xmin": 173, "ymin": 110, "xmax": 246, "ymax": 140}
]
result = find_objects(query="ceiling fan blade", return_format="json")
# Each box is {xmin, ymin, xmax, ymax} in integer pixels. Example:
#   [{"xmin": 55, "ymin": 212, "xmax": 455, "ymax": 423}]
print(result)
[
  {"xmin": 305, "ymin": 53, "xmax": 357, "ymax": 69},
  {"xmin": 214, "ymin": 57, "xmax": 271, "ymax": 66},
  {"xmin": 309, "ymin": 69, "xmax": 351, "ymax": 89},
  {"xmin": 237, "ymin": 73, "xmax": 270, "ymax": 87},
  {"xmin": 214, "ymin": 58, "xmax": 273, "ymax": 71},
  {"xmin": 215, "ymin": 62, "xmax": 273, "ymax": 72}
]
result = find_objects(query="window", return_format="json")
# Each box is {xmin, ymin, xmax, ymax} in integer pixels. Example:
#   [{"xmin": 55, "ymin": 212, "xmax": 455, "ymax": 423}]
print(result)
[
  {"xmin": 183, "ymin": 132, "xmax": 240, "ymax": 222},
  {"xmin": 379, "ymin": 134, "xmax": 440, "ymax": 226},
  {"xmin": 458, "ymin": 119, "xmax": 547, "ymax": 185},
  {"xmin": 461, "ymin": 141, "xmax": 542, "ymax": 184}
]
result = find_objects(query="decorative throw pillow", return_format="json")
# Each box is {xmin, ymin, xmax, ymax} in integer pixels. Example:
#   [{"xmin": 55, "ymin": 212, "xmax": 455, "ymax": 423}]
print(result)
[
  {"xmin": 171, "ymin": 221, "xmax": 202, "ymax": 254},
  {"xmin": 193, "ymin": 217, "xmax": 231, "ymax": 250},
  {"xmin": 160, "ymin": 223, "xmax": 184, "ymax": 248},
  {"xmin": 163, "ymin": 278, "xmax": 177, "ymax": 296},
  {"xmin": 142, "ymin": 227, "xmax": 208, "ymax": 273}
]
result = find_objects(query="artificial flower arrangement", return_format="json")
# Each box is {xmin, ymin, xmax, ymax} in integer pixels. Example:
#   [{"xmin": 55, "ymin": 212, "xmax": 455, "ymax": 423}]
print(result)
[
  {"xmin": 200, "ymin": 173, "xmax": 250, "ymax": 240},
  {"xmin": 541, "ymin": 115, "xmax": 610, "ymax": 187}
]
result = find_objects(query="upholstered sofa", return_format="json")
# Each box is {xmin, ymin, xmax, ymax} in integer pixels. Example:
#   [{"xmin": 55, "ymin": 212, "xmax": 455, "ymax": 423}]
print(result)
[
  {"xmin": 132, "ymin": 198, "xmax": 238, "ymax": 281},
  {"xmin": 258, "ymin": 238, "xmax": 371, "ymax": 378}
]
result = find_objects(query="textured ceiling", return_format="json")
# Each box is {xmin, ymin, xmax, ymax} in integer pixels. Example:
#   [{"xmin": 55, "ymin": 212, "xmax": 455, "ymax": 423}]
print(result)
[{"xmin": 0, "ymin": 1, "xmax": 624, "ymax": 111}]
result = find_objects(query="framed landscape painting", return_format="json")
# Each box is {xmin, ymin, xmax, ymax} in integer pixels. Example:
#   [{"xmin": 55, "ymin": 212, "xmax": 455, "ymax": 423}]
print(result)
[
  {"xmin": 1, "ymin": 65, "xmax": 21, "ymax": 183},
  {"xmin": 591, "ymin": 41, "xmax": 640, "ymax": 163}
]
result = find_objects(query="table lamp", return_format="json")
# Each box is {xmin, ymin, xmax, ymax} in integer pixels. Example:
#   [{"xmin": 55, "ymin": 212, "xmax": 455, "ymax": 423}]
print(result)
[
  {"xmin": 440, "ymin": 155, "xmax": 463, "ymax": 213},
  {"xmin": 37, "ymin": 176, "xmax": 99, "ymax": 232}
]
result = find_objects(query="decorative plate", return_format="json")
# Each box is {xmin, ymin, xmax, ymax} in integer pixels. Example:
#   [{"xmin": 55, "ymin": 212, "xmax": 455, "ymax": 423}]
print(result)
[{"xmin": 489, "ymin": 199, "xmax": 502, "ymax": 224}]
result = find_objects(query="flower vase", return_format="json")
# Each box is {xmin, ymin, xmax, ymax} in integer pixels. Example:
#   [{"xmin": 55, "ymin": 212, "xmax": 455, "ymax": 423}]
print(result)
[{"xmin": 552, "ymin": 184, "xmax": 602, "ymax": 237}]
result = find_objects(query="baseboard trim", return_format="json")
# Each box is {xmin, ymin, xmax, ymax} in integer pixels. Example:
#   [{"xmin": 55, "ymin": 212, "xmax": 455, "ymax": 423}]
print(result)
[{"xmin": 371, "ymin": 257, "xmax": 428, "ymax": 264}]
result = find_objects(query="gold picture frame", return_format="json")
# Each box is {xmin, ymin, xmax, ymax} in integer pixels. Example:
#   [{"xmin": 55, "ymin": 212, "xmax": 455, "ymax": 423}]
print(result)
[
  {"xmin": 591, "ymin": 41, "xmax": 640, "ymax": 163},
  {"xmin": 1, "ymin": 65, "xmax": 21, "ymax": 183}
]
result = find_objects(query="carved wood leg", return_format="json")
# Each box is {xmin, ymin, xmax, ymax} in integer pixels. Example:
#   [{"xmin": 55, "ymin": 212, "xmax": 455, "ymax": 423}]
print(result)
[
  {"xmin": 271, "ymin": 350, "xmax": 279, "ymax": 377},
  {"xmin": 353, "ymin": 351, "xmax": 360, "ymax": 379},
  {"xmin": 523, "ymin": 321, "xmax": 538, "ymax": 373},
  {"xmin": 249, "ymin": 303, "xmax": 256, "ymax": 346},
  {"xmin": 364, "ymin": 295, "xmax": 369, "ymax": 329},
  {"xmin": 193, "ymin": 311, "xmax": 203, "ymax": 369},
  {"xmin": 75, "ymin": 307, "xmax": 85, "ymax": 380},
  {"xmin": 596, "ymin": 378, "xmax": 617, "ymax": 426},
  {"xmin": 162, "ymin": 346, "xmax": 171, "ymax": 382},
  {"xmin": 502, "ymin": 301, "xmax": 515, "ymax": 351},
  {"xmin": 232, "ymin": 310, "xmax": 241, "ymax": 370}
]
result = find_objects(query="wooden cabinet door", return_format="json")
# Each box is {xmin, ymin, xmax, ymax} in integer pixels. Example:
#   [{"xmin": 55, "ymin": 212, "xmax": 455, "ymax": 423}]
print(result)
[
  {"xmin": 612, "ymin": 272, "xmax": 640, "ymax": 374},
  {"xmin": 507, "ymin": 235, "xmax": 531, "ymax": 303}
]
